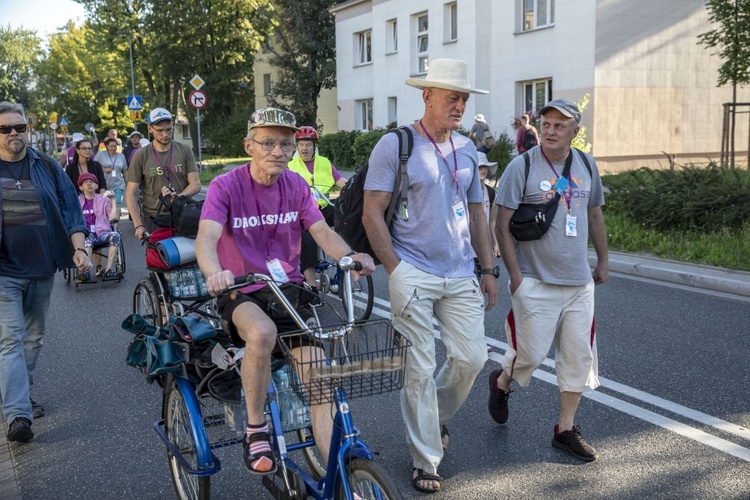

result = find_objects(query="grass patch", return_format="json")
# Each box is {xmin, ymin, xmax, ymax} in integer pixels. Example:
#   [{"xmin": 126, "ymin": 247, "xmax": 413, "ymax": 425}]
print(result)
[
  {"xmin": 198, "ymin": 157, "xmax": 251, "ymax": 185},
  {"xmin": 604, "ymin": 213, "xmax": 750, "ymax": 271}
]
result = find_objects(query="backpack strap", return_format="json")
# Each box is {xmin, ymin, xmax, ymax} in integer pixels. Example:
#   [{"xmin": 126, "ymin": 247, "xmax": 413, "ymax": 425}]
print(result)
[
  {"xmin": 574, "ymin": 147, "xmax": 592, "ymax": 177},
  {"xmin": 385, "ymin": 126, "xmax": 413, "ymax": 226},
  {"xmin": 522, "ymin": 151, "xmax": 530, "ymax": 201}
]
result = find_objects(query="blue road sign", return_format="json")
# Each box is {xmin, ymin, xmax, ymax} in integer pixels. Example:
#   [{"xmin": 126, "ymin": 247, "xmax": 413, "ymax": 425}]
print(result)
[
  {"xmin": 59, "ymin": 117, "xmax": 69, "ymax": 127},
  {"xmin": 127, "ymin": 95, "xmax": 143, "ymax": 111}
]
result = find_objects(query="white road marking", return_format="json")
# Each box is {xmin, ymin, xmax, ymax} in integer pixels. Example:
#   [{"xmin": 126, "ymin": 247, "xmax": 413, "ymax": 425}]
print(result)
[{"xmin": 366, "ymin": 297, "xmax": 750, "ymax": 462}]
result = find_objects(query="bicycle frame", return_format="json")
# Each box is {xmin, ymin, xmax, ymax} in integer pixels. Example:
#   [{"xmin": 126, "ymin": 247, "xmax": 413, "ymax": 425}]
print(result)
[{"xmin": 153, "ymin": 258, "xmax": 383, "ymax": 499}]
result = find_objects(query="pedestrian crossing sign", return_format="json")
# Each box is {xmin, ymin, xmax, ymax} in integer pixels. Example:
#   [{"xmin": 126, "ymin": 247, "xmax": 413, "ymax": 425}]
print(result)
[{"xmin": 127, "ymin": 95, "xmax": 143, "ymax": 111}]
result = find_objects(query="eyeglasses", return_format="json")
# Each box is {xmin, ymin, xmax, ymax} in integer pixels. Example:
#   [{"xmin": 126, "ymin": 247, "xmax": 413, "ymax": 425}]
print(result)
[
  {"xmin": 0, "ymin": 124, "xmax": 28, "ymax": 134},
  {"xmin": 78, "ymin": 147, "xmax": 93, "ymax": 151},
  {"xmin": 251, "ymin": 139, "xmax": 295, "ymax": 153},
  {"xmin": 151, "ymin": 127, "xmax": 173, "ymax": 135}
]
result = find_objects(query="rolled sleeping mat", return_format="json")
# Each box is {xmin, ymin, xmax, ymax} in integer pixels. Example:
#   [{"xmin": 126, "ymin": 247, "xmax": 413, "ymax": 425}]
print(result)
[{"xmin": 156, "ymin": 236, "xmax": 197, "ymax": 268}]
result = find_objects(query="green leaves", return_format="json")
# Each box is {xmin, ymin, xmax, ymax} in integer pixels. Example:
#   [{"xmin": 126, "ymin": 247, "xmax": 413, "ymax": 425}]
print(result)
[
  {"xmin": 698, "ymin": 0, "xmax": 750, "ymax": 87},
  {"xmin": 0, "ymin": 26, "xmax": 42, "ymax": 108}
]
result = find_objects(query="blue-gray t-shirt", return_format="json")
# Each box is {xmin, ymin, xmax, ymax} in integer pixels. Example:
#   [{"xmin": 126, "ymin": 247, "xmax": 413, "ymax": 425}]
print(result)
[
  {"xmin": 364, "ymin": 125, "xmax": 482, "ymax": 278},
  {"xmin": 495, "ymin": 147, "xmax": 604, "ymax": 286},
  {"xmin": 0, "ymin": 156, "xmax": 56, "ymax": 278}
]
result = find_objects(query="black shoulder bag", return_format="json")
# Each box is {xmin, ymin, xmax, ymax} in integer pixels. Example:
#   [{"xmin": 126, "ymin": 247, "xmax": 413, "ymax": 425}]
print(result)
[{"xmin": 509, "ymin": 150, "xmax": 574, "ymax": 241}]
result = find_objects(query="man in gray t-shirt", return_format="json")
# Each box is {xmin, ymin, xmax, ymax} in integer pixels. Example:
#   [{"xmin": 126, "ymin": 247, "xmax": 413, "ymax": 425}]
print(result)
[
  {"xmin": 363, "ymin": 58, "xmax": 498, "ymax": 494},
  {"xmin": 489, "ymin": 98, "xmax": 609, "ymax": 462}
]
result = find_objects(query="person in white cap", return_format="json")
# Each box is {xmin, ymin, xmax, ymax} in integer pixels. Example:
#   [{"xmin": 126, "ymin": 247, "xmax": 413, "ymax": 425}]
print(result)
[
  {"xmin": 195, "ymin": 107, "xmax": 375, "ymax": 477},
  {"xmin": 125, "ymin": 107, "xmax": 201, "ymax": 239},
  {"xmin": 362, "ymin": 58, "xmax": 498, "ymax": 494},
  {"xmin": 468, "ymin": 113, "xmax": 492, "ymax": 153},
  {"xmin": 490, "ymin": 98, "xmax": 608, "ymax": 462},
  {"xmin": 122, "ymin": 130, "xmax": 143, "ymax": 166}
]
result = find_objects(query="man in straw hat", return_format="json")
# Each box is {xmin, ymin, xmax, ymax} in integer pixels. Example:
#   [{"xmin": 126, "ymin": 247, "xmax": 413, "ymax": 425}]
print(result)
[
  {"xmin": 196, "ymin": 107, "xmax": 375, "ymax": 476},
  {"xmin": 490, "ymin": 98, "xmax": 608, "ymax": 462},
  {"xmin": 363, "ymin": 58, "xmax": 498, "ymax": 493}
]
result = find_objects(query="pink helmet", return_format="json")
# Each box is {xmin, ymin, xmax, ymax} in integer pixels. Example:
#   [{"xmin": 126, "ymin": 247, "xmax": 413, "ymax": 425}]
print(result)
[{"xmin": 295, "ymin": 126, "xmax": 318, "ymax": 141}]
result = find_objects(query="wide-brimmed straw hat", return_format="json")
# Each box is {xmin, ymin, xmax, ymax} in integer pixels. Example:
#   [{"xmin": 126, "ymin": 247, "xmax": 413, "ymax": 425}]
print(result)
[{"xmin": 405, "ymin": 58, "xmax": 488, "ymax": 95}]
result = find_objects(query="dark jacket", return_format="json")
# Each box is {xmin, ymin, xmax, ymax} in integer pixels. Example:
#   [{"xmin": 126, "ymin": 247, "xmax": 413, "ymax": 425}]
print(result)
[
  {"xmin": 65, "ymin": 159, "xmax": 107, "ymax": 193},
  {"xmin": 0, "ymin": 148, "xmax": 88, "ymax": 271}
]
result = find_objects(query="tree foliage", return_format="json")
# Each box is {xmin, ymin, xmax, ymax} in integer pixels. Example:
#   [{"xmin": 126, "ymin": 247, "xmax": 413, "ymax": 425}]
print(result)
[
  {"xmin": 0, "ymin": 26, "xmax": 42, "ymax": 108},
  {"xmin": 258, "ymin": 0, "xmax": 338, "ymax": 127},
  {"xmin": 699, "ymin": 0, "xmax": 750, "ymax": 87}
]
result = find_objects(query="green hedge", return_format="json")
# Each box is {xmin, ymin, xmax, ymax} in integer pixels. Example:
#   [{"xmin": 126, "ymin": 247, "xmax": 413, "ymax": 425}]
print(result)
[
  {"xmin": 318, "ymin": 130, "xmax": 361, "ymax": 169},
  {"xmin": 603, "ymin": 165, "xmax": 750, "ymax": 231}
]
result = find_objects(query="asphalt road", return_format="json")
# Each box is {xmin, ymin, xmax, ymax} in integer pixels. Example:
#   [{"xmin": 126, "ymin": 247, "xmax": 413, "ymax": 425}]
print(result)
[{"xmin": 8, "ymin": 218, "xmax": 750, "ymax": 499}]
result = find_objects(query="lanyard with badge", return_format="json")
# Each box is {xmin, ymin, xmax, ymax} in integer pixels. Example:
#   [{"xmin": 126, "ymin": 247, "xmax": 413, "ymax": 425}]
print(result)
[
  {"xmin": 152, "ymin": 144, "xmax": 174, "ymax": 188},
  {"xmin": 540, "ymin": 148, "xmax": 576, "ymax": 237},
  {"xmin": 419, "ymin": 120, "xmax": 467, "ymax": 224},
  {"xmin": 249, "ymin": 172, "xmax": 289, "ymax": 282},
  {"xmin": 108, "ymin": 153, "xmax": 118, "ymax": 177}
]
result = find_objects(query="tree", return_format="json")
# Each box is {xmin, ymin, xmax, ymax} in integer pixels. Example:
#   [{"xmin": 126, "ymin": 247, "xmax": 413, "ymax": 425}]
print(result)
[
  {"xmin": 78, "ymin": 0, "xmax": 272, "ymax": 154},
  {"xmin": 0, "ymin": 26, "xmax": 42, "ymax": 108},
  {"xmin": 258, "ymin": 0, "xmax": 338, "ymax": 127},
  {"xmin": 699, "ymin": 0, "xmax": 750, "ymax": 168}
]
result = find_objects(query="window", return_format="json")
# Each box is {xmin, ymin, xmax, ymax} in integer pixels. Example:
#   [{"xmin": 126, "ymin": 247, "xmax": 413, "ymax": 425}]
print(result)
[
  {"xmin": 521, "ymin": 79, "xmax": 553, "ymax": 113},
  {"xmin": 445, "ymin": 3, "xmax": 457, "ymax": 42},
  {"xmin": 356, "ymin": 99, "xmax": 373, "ymax": 131},
  {"xmin": 416, "ymin": 13, "xmax": 429, "ymax": 74},
  {"xmin": 386, "ymin": 19, "xmax": 398, "ymax": 53},
  {"xmin": 388, "ymin": 97, "xmax": 397, "ymax": 126},
  {"xmin": 263, "ymin": 74, "xmax": 272, "ymax": 96},
  {"xmin": 356, "ymin": 30, "xmax": 372, "ymax": 65},
  {"xmin": 522, "ymin": 0, "xmax": 555, "ymax": 31},
  {"xmin": 181, "ymin": 124, "xmax": 191, "ymax": 140}
]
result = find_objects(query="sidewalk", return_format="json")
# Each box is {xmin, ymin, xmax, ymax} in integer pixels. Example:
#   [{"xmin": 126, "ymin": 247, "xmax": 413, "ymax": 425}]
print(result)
[{"xmin": 1, "ymin": 253, "xmax": 749, "ymax": 498}]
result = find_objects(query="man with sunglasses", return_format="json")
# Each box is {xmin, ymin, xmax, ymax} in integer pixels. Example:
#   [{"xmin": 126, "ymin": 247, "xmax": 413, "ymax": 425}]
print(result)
[
  {"xmin": 125, "ymin": 107, "xmax": 201, "ymax": 239},
  {"xmin": 0, "ymin": 101, "xmax": 91, "ymax": 443},
  {"xmin": 196, "ymin": 107, "xmax": 375, "ymax": 476}
]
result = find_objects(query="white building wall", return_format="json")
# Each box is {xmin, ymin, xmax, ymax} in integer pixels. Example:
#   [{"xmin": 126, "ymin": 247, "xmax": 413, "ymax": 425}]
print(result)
[{"xmin": 333, "ymin": 0, "xmax": 750, "ymax": 170}]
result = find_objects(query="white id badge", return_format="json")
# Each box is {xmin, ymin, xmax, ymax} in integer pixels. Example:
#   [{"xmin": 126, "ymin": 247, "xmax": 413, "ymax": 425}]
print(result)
[
  {"xmin": 90, "ymin": 225, "xmax": 96, "ymax": 233},
  {"xmin": 312, "ymin": 189, "xmax": 321, "ymax": 201},
  {"xmin": 266, "ymin": 258, "xmax": 289, "ymax": 283},
  {"xmin": 452, "ymin": 200, "xmax": 466, "ymax": 222},
  {"xmin": 565, "ymin": 214, "xmax": 577, "ymax": 237}
]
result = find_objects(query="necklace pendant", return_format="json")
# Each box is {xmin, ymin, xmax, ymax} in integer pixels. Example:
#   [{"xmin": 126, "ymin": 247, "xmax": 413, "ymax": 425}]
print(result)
[{"xmin": 15, "ymin": 181, "xmax": 22, "ymax": 189}]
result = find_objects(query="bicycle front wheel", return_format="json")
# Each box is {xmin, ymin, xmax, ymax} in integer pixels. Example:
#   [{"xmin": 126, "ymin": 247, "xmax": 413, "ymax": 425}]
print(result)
[
  {"xmin": 338, "ymin": 458, "xmax": 401, "ymax": 500},
  {"xmin": 341, "ymin": 275, "xmax": 374, "ymax": 322},
  {"xmin": 164, "ymin": 382, "xmax": 211, "ymax": 500},
  {"xmin": 133, "ymin": 277, "xmax": 163, "ymax": 327}
]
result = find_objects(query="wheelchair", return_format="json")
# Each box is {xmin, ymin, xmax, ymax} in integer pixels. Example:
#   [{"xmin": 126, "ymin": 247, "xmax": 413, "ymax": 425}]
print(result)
[{"xmin": 64, "ymin": 225, "xmax": 126, "ymax": 287}]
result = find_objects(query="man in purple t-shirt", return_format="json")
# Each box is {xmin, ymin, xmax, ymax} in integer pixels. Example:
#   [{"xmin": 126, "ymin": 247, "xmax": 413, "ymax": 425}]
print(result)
[{"xmin": 195, "ymin": 107, "xmax": 375, "ymax": 477}]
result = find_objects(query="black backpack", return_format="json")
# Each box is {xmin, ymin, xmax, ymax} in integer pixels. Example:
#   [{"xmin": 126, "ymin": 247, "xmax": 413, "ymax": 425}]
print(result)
[
  {"xmin": 334, "ymin": 127, "xmax": 413, "ymax": 265},
  {"xmin": 522, "ymin": 127, "xmax": 538, "ymax": 150}
]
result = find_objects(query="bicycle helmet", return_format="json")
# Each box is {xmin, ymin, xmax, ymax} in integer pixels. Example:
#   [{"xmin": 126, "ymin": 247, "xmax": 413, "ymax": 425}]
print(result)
[{"xmin": 295, "ymin": 126, "xmax": 318, "ymax": 141}]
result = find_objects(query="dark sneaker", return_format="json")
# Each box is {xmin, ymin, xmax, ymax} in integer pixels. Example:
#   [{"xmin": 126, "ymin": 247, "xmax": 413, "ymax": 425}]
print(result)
[
  {"xmin": 488, "ymin": 369, "xmax": 511, "ymax": 424},
  {"xmin": 307, "ymin": 286, "xmax": 323, "ymax": 306},
  {"xmin": 31, "ymin": 399, "xmax": 45, "ymax": 419},
  {"xmin": 7, "ymin": 417, "xmax": 33, "ymax": 443},
  {"xmin": 552, "ymin": 425, "xmax": 598, "ymax": 462}
]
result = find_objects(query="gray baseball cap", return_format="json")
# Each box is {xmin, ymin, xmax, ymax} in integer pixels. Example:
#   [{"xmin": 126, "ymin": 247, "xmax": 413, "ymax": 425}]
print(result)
[{"xmin": 539, "ymin": 98, "xmax": 581, "ymax": 124}]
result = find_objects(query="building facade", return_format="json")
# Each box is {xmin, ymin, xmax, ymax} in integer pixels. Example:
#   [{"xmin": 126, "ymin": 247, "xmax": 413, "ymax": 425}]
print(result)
[{"xmin": 331, "ymin": 0, "xmax": 750, "ymax": 171}]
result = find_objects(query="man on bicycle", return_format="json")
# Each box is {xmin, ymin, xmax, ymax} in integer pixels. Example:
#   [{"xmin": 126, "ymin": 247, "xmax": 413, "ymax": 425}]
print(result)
[
  {"xmin": 287, "ymin": 126, "xmax": 347, "ymax": 290},
  {"xmin": 195, "ymin": 107, "xmax": 375, "ymax": 476}
]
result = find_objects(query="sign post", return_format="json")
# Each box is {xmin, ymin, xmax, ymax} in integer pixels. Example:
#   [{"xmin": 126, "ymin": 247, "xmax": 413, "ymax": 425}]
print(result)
[{"xmin": 189, "ymin": 76, "xmax": 206, "ymax": 171}]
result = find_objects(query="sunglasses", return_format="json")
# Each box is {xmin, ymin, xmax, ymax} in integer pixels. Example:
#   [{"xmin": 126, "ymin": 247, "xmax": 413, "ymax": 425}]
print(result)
[{"xmin": 0, "ymin": 124, "xmax": 28, "ymax": 134}]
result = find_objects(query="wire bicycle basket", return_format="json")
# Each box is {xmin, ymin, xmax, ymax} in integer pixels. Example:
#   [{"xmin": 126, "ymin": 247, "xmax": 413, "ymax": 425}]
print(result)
[{"xmin": 278, "ymin": 319, "xmax": 411, "ymax": 406}]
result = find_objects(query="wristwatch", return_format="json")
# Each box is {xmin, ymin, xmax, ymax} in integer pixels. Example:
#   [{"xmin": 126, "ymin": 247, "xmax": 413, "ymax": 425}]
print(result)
[{"xmin": 481, "ymin": 266, "xmax": 501, "ymax": 278}]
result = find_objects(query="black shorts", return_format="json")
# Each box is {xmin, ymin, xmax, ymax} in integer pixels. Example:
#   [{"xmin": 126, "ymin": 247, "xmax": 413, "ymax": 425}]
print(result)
[{"xmin": 217, "ymin": 283, "xmax": 319, "ymax": 350}]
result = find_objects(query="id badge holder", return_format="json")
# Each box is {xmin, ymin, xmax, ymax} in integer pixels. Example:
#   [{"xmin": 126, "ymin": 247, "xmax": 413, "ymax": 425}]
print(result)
[
  {"xmin": 312, "ymin": 188, "xmax": 321, "ymax": 202},
  {"xmin": 90, "ymin": 225, "xmax": 96, "ymax": 233},
  {"xmin": 565, "ymin": 214, "xmax": 577, "ymax": 237},
  {"xmin": 266, "ymin": 258, "xmax": 289, "ymax": 283},
  {"xmin": 554, "ymin": 177, "xmax": 569, "ymax": 196},
  {"xmin": 452, "ymin": 199, "xmax": 466, "ymax": 222}
]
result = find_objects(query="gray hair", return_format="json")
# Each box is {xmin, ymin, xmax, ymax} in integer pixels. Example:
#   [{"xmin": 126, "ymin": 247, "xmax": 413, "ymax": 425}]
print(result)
[{"xmin": 0, "ymin": 101, "xmax": 25, "ymax": 118}]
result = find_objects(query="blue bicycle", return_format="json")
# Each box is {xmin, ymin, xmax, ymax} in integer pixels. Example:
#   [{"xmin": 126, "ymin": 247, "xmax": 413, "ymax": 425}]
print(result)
[{"xmin": 143, "ymin": 257, "xmax": 407, "ymax": 500}]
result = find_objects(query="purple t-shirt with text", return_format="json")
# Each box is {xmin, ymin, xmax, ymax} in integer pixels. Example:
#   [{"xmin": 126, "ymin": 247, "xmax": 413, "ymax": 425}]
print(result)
[
  {"xmin": 82, "ymin": 198, "xmax": 96, "ymax": 230},
  {"xmin": 201, "ymin": 163, "xmax": 324, "ymax": 293}
]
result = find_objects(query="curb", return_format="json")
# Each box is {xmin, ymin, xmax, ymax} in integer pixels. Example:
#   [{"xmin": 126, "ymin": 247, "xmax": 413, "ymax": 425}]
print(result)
[{"xmin": 591, "ymin": 250, "xmax": 750, "ymax": 298}]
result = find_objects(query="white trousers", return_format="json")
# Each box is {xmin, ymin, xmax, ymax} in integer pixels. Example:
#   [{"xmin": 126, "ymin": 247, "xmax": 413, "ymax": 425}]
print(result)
[
  {"xmin": 503, "ymin": 277, "xmax": 599, "ymax": 393},
  {"xmin": 389, "ymin": 261, "xmax": 488, "ymax": 473}
]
